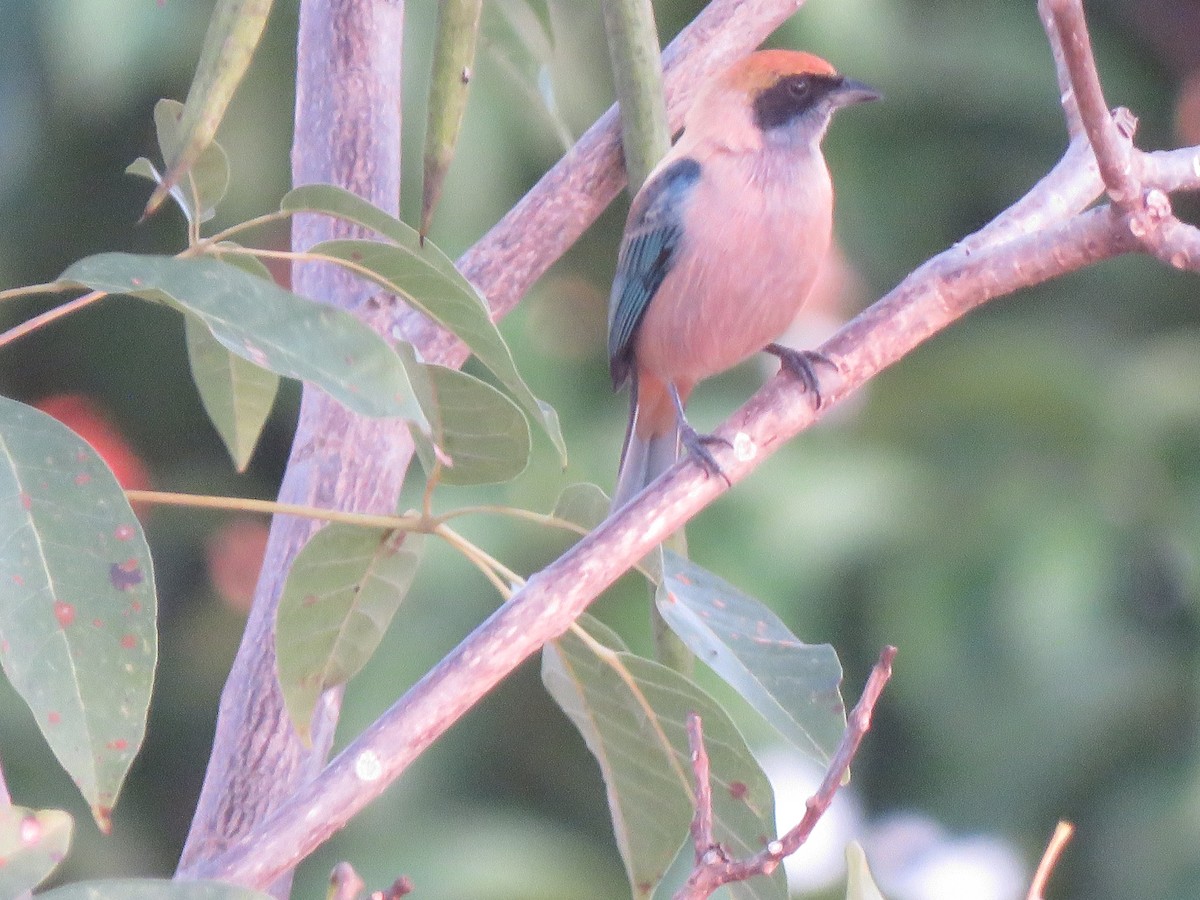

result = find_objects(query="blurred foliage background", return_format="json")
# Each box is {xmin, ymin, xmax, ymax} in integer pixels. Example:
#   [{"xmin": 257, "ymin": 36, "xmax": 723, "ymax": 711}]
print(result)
[{"xmin": 1, "ymin": 1, "xmax": 1200, "ymax": 898}]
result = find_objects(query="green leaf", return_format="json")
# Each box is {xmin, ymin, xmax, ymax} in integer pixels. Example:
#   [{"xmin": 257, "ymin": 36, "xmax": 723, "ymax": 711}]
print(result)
[
  {"xmin": 184, "ymin": 313, "xmax": 279, "ymax": 472},
  {"xmin": 657, "ymin": 551, "xmax": 846, "ymax": 765},
  {"xmin": 422, "ymin": 0, "xmax": 484, "ymax": 239},
  {"xmin": 183, "ymin": 252, "xmax": 280, "ymax": 471},
  {"xmin": 550, "ymin": 482, "xmax": 610, "ymax": 531},
  {"xmin": 276, "ymin": 526, "xmax": 424, "ymax": 744},
  {"xmin": 38, "ymin": 880, "xmax": 274, "ymax": 900},
  {"xmin": 308, "ymin": 238, "xmax": 565, "ymax": 464},
  {"xmin": 0, "ymin": 398, "xmax": 156, "ymax": 831},
  {"xmin": 543, "ymin": 616, "xmax": 785, "ymax": 900},
  {"xmin": 59, "ymin": 253, "xmax": 426, "ymax": 428},
  {"xmin": 142, "ymin": 0, "xmax": 273, "ymax": 219},
  {"xmin": 484, "ymin": 0, "xmax": 573, "ymax": 151},
  {"xmin": 281, "ymin": 184, "xmax": 428, "ymax": 249},
  {"xmin": 0, "ymin": 806, "xmax": 72, "ymax": 896},
  {"xmin": 128, "ymin": 99, "xmax": 231, "ymax": 226},
  {"xmin": 410, "ymin": 363, "xmax": 531, "ymax": 485},
  {"xmin": 845, "ymin": 842, "xmax": 887, "ymax": 900}
]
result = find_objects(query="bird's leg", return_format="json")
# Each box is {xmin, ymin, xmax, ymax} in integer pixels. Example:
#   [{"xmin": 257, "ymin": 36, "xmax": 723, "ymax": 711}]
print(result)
[
  {"xmin": 765, "ymin": 343, "xmax": 837, "ymax": 408},
  {"xmin": 670, "ymin": 383, "xmax": 732, "ymax": 487}
]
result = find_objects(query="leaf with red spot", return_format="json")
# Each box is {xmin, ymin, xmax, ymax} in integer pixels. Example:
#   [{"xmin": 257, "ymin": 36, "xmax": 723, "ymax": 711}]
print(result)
[
  {"xmin": 657, "ymin": 551, "xmax": 846, "ymax": 765},
  {"xmin": 0, "ymin": 805, "xmax": 73, "ymax": 896},
  {"xmin": 542, "ymin": 616, "xmax": 785, "ymax": 900},
  {"xmin": 0, "ymin": 397, "xmax": 156, "ymax": 830}
]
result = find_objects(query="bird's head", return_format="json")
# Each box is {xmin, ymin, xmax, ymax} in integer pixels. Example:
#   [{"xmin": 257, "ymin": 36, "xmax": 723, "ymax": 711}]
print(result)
[{"xmin": 685, "ymin": 50, "xmax": 880, "ymax": 152}]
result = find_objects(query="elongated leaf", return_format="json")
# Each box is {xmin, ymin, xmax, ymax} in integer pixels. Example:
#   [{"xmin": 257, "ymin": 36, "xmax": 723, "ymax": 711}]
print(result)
[
  {"xmin": 0, "ymin": 806, "xmax": 72, "ymax": 896},
  {"xmin": 485, "ymin": 0, "xmax": 573, "ymax": 150},
  {"xmin": 543, "ymin": 617, "xmax": 785, "ymax": 900},
  {"xmin": 0, "ymin": 398, "xmax": 155, "ymax": 830},
  {"xmin": 143, "ymin": 0, "xmax": 273, "ymax": 218},
  {"xmin": 182, "ymin": 252, "xmax": 280, "ymax": 470},
  {"xmin": 411, "ymin": 364, "xmax": 531, "ymax": 485},
  {"xmin": 845, "ymin": 842, "xmax": 887, "ymax": 900},
  {"xmin": 128, "ymin": 100, "xmax": 231, "ymax": 226},
  {"xmin": 422, "ymin": 0, "xmax": 484, "ymax": 239},
  {"xmin": 277, "ymin": 526, "xmax": 424, "ymax": 744},
  {"xmin": 39, "ymin": 880, "xmax": 274, "ymax": 900},
  {"xmin": 184, "ymin": 313, "xmax": 279, "ymax": 471},
  {"xmin": 309, "ymin": 238, "xmax": 565, "ymax": 463},
  {"xmin": 656, "ymin": 552, "xmax": 845, "ymax": 765},
  {"xmin": 59, "ymin": 253, "xmax": 426, "ymax": 428}
]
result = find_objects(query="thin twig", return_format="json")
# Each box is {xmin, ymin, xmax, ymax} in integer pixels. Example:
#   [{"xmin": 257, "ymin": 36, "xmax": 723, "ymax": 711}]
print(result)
[
  {"xmin": 674, "ymin": 647, "xmax": 897, "ymax": 900},
  {"xmin": 125, "ymin": 489, "xmax": 420, "ymax": 532},
  {"xmin": 1047, "ymin": 0, "xmax": 1138, "ymax": 207},
  {"xmin": 1027, "ymin": 821, "xmax": 1075, "ymax": 900},
  {"xmin": 0, "ymin": 290, "xmax": 107, "ymax": 351},
  {"xmin": 684, "ymin": 713, "xmax": 715, "ymax": 860},
  {"xmin": 1037, "ymin": 0, "xmax": 1083, "ymax": 137}
]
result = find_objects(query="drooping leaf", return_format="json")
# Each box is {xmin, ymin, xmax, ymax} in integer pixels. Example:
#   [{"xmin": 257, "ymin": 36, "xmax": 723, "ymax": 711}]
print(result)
[
  {"xmin": 422, "ymin": 0, "xmax": 484, "ymax": 240},
  {"xmin": 38, "ymin": 880, "xmax": 274, "ymax": 900},
  {"xmin": 410, "ymin": 363, "xmax": 531, "ymax": 485},
  {"xmin": 845, "ymin": 842, "xmax": 888, "ymax": 900},
  {"xmin": 551, "ymin": 482, "xmax": 610, "ymax": 531},
  {"xmin": 543, "ymin": 616, "xmax": 785, "ymax": 900},
  {"xmin": 276, "ymin": 526, "xmax": 424, "ymax": 744},
  {"xmin": 657, "ymin": 551, "xmax": 846, "ymax": 765},
  {"xmin": 0, "ymin": 398, "xmax": 156, "ymax": 830},
  {"xmin": 182, "ymin": 252, "xmax": 280, "ymax": 471},
  {"xmin": 309, "ymin": 238, "xmax": 564, "ymax": 462},
  {"xmin": 0, "ymin": 806, "xmax": 73, "ymax": 896},
  {"xmin": 142, "ymin": 0, "xmax": 273, "ymax": 219},
  {"xmin": 59, "ymin": 253, "xmax": 426, "ymax": 428},
  {"xmin": 184, "ymin": 313, "xmax": 279, "ymax": 472},
  {"xmin": 127, "ymin": 100, "xmax": 231, "ymax": 226}
]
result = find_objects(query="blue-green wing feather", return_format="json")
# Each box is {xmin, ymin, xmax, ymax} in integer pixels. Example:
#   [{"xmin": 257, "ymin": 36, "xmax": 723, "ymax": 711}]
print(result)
[{"xmin": 608, "ymin": 157, "xmax": 701, "ymax": 390}]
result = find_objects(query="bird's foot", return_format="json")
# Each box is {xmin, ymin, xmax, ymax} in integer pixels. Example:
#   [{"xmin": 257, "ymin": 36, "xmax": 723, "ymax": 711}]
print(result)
[
  {"xmin": 679, "ymin": 422, "xmax": 732, "ymax": 487},
  {"xmin": 765, "ymin": 343, "xmax": 837, "ymax": 408}
]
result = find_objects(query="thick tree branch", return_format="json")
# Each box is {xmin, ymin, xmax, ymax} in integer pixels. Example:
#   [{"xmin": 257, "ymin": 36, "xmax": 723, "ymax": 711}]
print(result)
[
  {"xmin": 177, "ymin": 0, "xmax": 407, "ymax": 885},
  {"xmin": 674, "ymin": 647, "xmax": 896, "ymax": 900}
]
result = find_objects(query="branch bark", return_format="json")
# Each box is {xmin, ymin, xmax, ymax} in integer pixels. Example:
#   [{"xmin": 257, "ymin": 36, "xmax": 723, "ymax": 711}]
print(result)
[{"xmin": 177, "ymin": 0, "xmax": 407, "ymax": 886}]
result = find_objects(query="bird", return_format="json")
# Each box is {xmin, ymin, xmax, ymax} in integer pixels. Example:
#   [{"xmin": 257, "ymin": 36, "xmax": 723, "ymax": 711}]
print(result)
[{"xmin": 607, "ymin": 49, "xmax": 879, "ymax": 512}]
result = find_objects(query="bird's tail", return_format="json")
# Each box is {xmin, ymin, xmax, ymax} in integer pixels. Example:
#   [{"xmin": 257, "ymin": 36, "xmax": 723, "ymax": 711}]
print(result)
[{"xmin": 611, "ymin": 375, "xmax": 680, "ymax": 514}]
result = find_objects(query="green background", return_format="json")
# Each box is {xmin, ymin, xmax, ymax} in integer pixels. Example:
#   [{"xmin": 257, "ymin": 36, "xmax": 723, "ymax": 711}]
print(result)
[{"xmin": 1, "ymin": 1, "xmax": 1198, "ymax": 897}]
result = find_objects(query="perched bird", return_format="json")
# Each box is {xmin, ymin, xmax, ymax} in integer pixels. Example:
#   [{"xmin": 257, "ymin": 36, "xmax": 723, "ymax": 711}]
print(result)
[{"xmin": 608, "ymin": 50, "xmax": 878, "ymax": 511}]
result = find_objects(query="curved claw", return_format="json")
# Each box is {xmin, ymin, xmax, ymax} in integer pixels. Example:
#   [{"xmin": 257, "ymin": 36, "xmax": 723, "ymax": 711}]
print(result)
[
  {"xmin": 680, "ymin": 422, "xmax": 732, "ymax": 487},
  {"xmin": 765, "ymin": 343, "xmax": 837, "ymax": 408}
]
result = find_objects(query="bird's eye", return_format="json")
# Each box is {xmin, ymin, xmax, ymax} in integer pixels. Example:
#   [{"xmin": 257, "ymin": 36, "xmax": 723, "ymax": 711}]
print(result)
[{"xmin": 787, "ymin": 77, "xmax": 812, "ymax": 98}]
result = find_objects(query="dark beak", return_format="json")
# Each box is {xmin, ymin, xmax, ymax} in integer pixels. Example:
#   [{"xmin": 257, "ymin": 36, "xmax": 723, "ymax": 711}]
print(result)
[{"xmin": 832, "ymin": 77, "xmax": 882, "ymax": 107}]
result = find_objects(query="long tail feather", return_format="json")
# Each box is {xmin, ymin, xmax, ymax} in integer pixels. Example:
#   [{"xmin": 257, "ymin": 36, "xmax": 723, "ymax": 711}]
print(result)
[{"xmin": 611, "ymin": 379, "xmax": 680, "ymax": 514}]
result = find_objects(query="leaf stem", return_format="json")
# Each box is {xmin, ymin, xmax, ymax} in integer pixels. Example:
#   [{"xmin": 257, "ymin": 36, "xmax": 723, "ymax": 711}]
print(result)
[
  {"xmin": 196, "ymin": 209, "xmax": 295, "ymax": 250},
  {"xmin": 125, "ymin": 489, "xmax": 421, "ymax": 531},
  {"xmin": 0, "ymin": 281, "xmax": 72, "ymax": 304},
  {"xmin": 431, "ymin": 522, "xmax": 522, "ymax": 598},
  {"xmin": 0, "ymin": 290, "xmax": 108, "ymax": 351}
]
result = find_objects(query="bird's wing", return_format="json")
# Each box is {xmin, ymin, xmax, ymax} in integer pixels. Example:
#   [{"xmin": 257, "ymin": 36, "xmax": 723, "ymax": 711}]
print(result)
[{"xmin": 607, "ymin": 157, "xmax": 702, "ymax": 390}]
